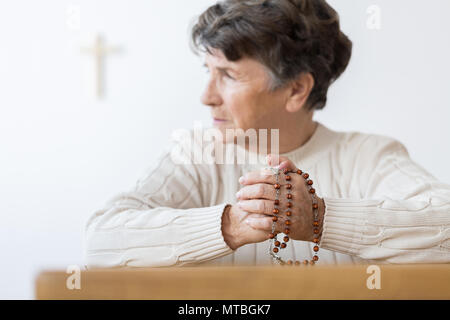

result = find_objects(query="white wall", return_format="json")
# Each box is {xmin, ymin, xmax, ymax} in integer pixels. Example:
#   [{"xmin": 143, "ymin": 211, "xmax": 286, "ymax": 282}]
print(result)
[{"xmin": 0, "ymin": 0, "xmax": 448, "ymax": 299}]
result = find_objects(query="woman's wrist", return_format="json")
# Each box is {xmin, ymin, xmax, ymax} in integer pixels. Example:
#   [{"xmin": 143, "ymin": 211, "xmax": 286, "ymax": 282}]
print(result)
[
  {"xmin": 221, "ymin": 204, "xmax": 239, "ymax": 250},
  {"xmin": 316, "ymin": 197, "xmax": 326, "ymax": 243}
]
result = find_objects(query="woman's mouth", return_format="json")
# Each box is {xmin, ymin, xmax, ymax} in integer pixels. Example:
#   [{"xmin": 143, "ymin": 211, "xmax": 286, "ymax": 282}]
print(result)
[{"xmin": 213, "ymin": 118, "xmax": 229, "ymax": 124}]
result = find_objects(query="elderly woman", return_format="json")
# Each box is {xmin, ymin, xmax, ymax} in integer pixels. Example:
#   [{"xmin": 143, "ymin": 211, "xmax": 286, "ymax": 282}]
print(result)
[{"xmin": 85, "ymin": 0, "xmax": 449, "ymax": 267}]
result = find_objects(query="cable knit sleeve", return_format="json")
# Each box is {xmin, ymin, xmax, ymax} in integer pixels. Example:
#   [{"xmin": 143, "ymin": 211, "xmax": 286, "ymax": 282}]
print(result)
[
  {"xmin": 84, "ymin": 129, "xmax": 233, "ymax": 268},
  {"xmin": 319, "ymin": 136, "xmax": 450, "ymax": 264}
]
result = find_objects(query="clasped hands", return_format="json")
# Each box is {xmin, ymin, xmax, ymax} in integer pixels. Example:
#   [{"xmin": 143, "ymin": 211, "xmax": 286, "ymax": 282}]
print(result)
[{"xmin": 221, "ymin": 154, "xmax": 325, "ymax": 251}]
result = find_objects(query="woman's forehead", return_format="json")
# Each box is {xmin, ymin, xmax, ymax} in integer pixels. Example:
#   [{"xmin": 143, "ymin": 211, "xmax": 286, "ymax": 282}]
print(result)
[{"xmin": 204, "ymin": 50, "xmax": 267, "ymax": 77}]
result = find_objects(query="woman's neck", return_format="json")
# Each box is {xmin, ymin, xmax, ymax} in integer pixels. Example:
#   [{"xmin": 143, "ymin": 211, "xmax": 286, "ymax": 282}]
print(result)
[
  {"xmin": 236, "ymin": 115, "xmax": 318, "ymax": 156},
  {"xmin": 277, "ymin": 119, "xmax": 318, "ymax": 154}
]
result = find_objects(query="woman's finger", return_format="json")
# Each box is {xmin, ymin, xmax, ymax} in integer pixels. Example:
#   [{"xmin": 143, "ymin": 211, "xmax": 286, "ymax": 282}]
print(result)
[
  {"xmin": 267, "ymin": 154, "xmax": 297, "ymax": 172},
  {"xmin": 246, "ymin": 216, "xmax": 273, "ymax": 231},
  {"xmin": 239, "ymin": 168, "xmax": 276, "ymax": 185},
  {"xmin": 236, "ymin": 183, "xmax": 275, "ymax": 200},
  {"xmin": 237, "ymin": 199, "xmax": 274, "ymax": 214}
]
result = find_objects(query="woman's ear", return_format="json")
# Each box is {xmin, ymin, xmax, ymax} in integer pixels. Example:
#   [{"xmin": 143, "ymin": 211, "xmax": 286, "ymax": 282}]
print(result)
[{"xmin": 285, "ymin": 73, "xmax": 315, "ymax": 113}]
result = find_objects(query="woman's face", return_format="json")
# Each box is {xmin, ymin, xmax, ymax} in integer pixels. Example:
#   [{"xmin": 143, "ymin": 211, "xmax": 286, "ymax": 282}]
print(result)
[{"xmin": 201, "ymin": 48, "xmax": 289, "ymax": 143}]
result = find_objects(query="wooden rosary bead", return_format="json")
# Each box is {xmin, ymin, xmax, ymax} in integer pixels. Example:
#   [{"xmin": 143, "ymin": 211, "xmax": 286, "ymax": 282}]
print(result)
[
  {"xmin": 296, "ymin": 169, "xmax": 302, "ymax": 175},
  {"xmin": 307, "ymin": 180, "xmax": 313, "ymax": 185},
  {"xmin": 312, "ymin": 203, "xmax": 318, "ymax": 209},
  {"xmin": 274, "ymin": 199, "xmax": 280, "ymax": 205},
  {"xmin": 269, "ymin": 233, "xmax": 275, "ymax": 239},
  {"xmin": 285, "ymin": 220, "xmax": 291, "ymax": 226},
  {"xmin": 313, "ymin": 221, "xmax": 319, "ymax": 227},
  {"xmin": 284, "ymin": 228, "xmax": 290, "ymax": 234},
  {"xmin": 272, "ymin": 216, "xmax": 278, "ymax": 222},
  {"xmin": 286, "ymin": 202, "xmax": 292, "ymax": 208},
  {"xmin": 310, "ymin": 260, "xmax": 315, "ymax": 265},
  {"xmin": 313, "ymin": 256, "xmax": 319, "ymax": 261},
  {"xmin": 280, "ymin": 243, "xmax": 287, "ymax": 249},
  {"xmin": 273, "ymin": 208, "xmax": 279, "ymax": 214},
  {"xmin": 287, "ymin": 194, "xmax": 292, "ymax": 199},
  {"xmin": 286, "ymin": 184, "xmax": 292, "ymax": 189},
  {"xmin": 273, "ymin": 247, "xmax": 279, "ymax": 253},
  {"xmin": 283, "ymin": 236, "xmax": 289, "ymax": 242},
  {"xmin": 274, "ymin": 183, "xmax": 281, "ymax": 189},
  {"xmin": 285, "ymin": 175, "xmax": 291, "ymax": 181},
  {"xmin": 313, "ymin": 228, "xmax": 319, "ymax": 234},
  {"xmin": 303, "ymin": 260, "xmax": 309, "ymax": 265},
  {"xmin": 295, "ymin": 260, "xmax": 300, "ymax": 266},
  {"xmin": 313, "ymin": 246, "xmax": 319, "ymax": 252},
  {"xmin": 303, "ymin": 173, "xmax": 309, "ymax": 179},
  {"xmin": 287, "ymin": 260, "xmax": 293, "ymax": 265},
  {"xmin": 274, "ymin": 241, "xmax": 280, "ymax": 247},
  {"xmin": 309, "ymin": 188, "xmax": 316, "ymax": 194},
  {"xmin": 285, "ymin": 211, "xmax": 292, "ymax": 216},
  {"xmin": 313, "ymin": 238, "xmax": 319, "ymax": 243}
]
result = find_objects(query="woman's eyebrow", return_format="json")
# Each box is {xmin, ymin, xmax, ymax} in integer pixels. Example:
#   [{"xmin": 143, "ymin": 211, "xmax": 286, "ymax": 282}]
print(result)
[{"xmin": 203, "ymin": 63, "xmax": 239, "ymax": 74}]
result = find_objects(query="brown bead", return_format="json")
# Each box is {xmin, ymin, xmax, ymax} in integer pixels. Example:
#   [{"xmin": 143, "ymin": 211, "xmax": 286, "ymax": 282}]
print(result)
[
  {"xmin": 287, "ymin": 260, "xmax": 293, "ymax": 265},
  {"xmin": 274, "ymin": 184, "xmax": 281, "ymax": 189},
  {"xmin": 286, "ymin": 202, "xmax": 292, "ymax": 208},
  {"xmin": 296, "ymin": 169, "xmax": 302, "ymax": 175},
  {"xmin": 273, "ymin": 208, "xmax": 279, "ymax": 214},
  {"xmin": 274, "ymin": 241, "xmax": 280, "ymax": 247},
  {"xmin": 295, "ymin": 260, "xmax": 300, "ymax": 266},
  {"xmin": 283, "ymin": 168, "xmax": 289, "ymax": 174},
  {"xmin": 313, "ymin": 228, "xmax": 319, "ymax": 234},
  {"xmin": 313, "ymin": 245, "xmax": 319, "ymax": 252},
  {"xmin": 283, "ymin": 236, "xmax": 289, "ymax": 242},
  {"xmin": 309, "ymin": 188, "xmax": 315, "ymax": 194},
  {"xmin": 313, "ymin": 255, "xmax": 319, "ymax": 261},
  {"xmin": 285, "ymin": 175, "xmax": 291, "ymax": 181},
  {"xmin": 303, "ymin": 173, "xmax": 309, "ymax": 179},
  {"xmin": 286, "ymin": 211, "xmax": 292, "ymax": 216},
  {"xmin": 285, "ymin": 220, "xmax": 291, "ymax": 226},
  {"xmin": 313, "ymin": 221, "xmax": 319, "ymax": 227},
  {"xmin": 287, "ymin": 194, "xmax": 292, "ymax": 199},
  {"xmin": 269, "ymin": 233, "xmax": 275, "ymax": 239},
  {"xmin": 310, "ymin": 260, "xmax": 315, "ymax": 265},
  {"xmin": 307, "ymin": 180, "xmax": 313, "ymax": 185},
  {"xmin": 272, "ymin": 216, "xmax": 278, "ymax": 222},
  {"xmin": 312, "ymin": 203, "xmax": 319, "ymax": 209},
  {"xmin": 286, "ymin": 184, "xmax": 292, "ymax": 189},
  {"xmin": 303, "ymin": 260, "xmax": 309, "ymax": 265},
  {"xmin": 274, "ymin": 199, "xmax": 280, "ymax": 205},
  {"xmin": 284, "ymin": 228, "xmax": 290, "ymax": 234},
  {"xmin": 280, "ymin": 242, "xmax": 287, "ymax": 248},
  {"xmin": 273, "ymin": 247, "xmax": 279, "ymax": 253},
  {"xmin": 313, "ymin": 238, "xmax": 319, "ymax": 243}
]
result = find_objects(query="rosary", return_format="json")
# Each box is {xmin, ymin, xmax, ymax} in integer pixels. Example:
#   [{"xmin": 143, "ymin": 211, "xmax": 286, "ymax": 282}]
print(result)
[{"xmin": 268, "ymin": 166, "xmax": 320, "ymax": 266}]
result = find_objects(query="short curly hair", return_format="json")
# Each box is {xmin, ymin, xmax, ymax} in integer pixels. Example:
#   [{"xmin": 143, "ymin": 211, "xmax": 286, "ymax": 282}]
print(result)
[{"xmin": 190, "ymin": 0, "xmax": 352, "ymax": 111}]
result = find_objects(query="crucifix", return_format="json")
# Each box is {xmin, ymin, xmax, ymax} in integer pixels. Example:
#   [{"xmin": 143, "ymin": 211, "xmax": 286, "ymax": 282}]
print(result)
[{"xmin": 81, "ymin": 34, "xmax": 121, "ymax": 98}]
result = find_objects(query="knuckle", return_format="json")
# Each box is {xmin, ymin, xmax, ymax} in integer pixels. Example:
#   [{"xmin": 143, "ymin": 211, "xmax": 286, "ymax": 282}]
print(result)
[{"xmin": 261, "ymin": 168, "xmax": 272, "ymax": 178}]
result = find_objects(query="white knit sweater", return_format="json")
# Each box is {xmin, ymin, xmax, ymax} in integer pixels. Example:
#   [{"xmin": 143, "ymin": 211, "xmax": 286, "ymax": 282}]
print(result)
[{"xmin": 84, "ymin": 122, "xmax": 450, "ymax": 268}]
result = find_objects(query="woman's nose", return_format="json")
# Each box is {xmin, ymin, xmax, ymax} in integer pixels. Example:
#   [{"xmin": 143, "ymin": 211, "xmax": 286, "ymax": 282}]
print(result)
[{"xmin": 201, "ymin": 79, "xmax": 222, "ymax": 107}]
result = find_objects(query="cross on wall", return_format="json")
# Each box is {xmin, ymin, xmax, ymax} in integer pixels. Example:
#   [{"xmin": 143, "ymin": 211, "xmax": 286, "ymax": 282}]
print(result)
[{"xmin": 81, "ymin": 34, "xmax": 121, "ymax": 99}]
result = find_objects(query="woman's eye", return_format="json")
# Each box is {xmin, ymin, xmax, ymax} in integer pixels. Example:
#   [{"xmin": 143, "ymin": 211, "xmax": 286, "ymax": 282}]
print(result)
[{"xmin": 222, "ymin": 71, "xmax": 234, "ymax": 80}]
